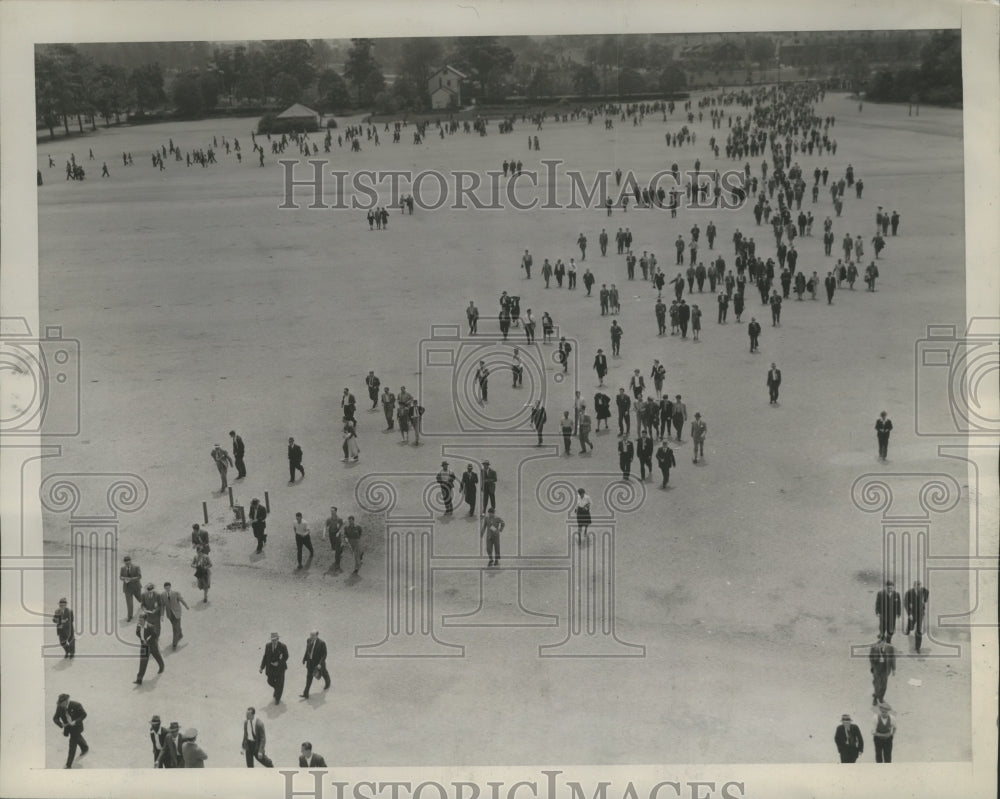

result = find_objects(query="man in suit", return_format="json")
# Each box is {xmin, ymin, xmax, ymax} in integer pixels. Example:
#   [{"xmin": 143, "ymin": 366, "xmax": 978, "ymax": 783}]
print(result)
[
  {"xmin": 655, "ymin": 440, "xmax": 677, "ymax": 488},
  {"xmin": 287, "ymin": 437, "xmax": 305, "ymax": 483},
  {"xmin": 301, "ymin": 630, "xmax": 330, "ymax": 698},
  {"xmin": 869, "ymin": 637, "xmax": 896, "ymax": 705},
  {"xmin": 160, "ymin": 581, "xmax": 189, "ymax": 650},
  {"xmin": 120, "ymin": 555, "xmax": 142, "ymax": 622},
  {"xmin": 381, "ymin": 386, "xmax": 396, "ymax": 430},
  {"xmin": 618, "ymin": 435, "xmax": 634, "ymax": 480},
  {"xmin": 875, "ymin": 579, "xmax": 901, "ymax": 643},
  {"xmin": 671, "ymin": 395, "xmax": 687, "ymax": 442},
  {"xmin": 181, "ymin": 728, "xmax": 207, "ymax": 767},
  {"xmin": 229, "ymin": 430, "xmax": 246, "ymax": 479},
  {"xmin": 767, "ymin": 363, "xmax": 782, "ymax": 404},
  {"xmin": 191, "ymin": 524, "xmax": 209, "ymax": 551},
  {"xmin": 481, "ymin": 460, "xmax": 498, "ymax": 514},
  {"xmin": 249, "ymin": 497, "xmax": 268, "ymax": 554},
  {"xmin": 241, "ymin": 707, "xmax": 274, "ymax": 767},
  {"xmin": 325, "ymin": 506, "xmax": 345, "ymax": 572},
  {"xmin": 466, "ymin": 301, "xmax": 479, "ymax": 335},
  {"xmin": 747, "ymin": 317, "xmax": 761, "ymax": 353},
  {"xmin": 150, "ymin": 715, "xmax": 167, "ymax": 767},
  {"xmin": 636, "ymin": 432, "xmax": 654, "ymax": 481},
  {"xmin": 341, "ymin": 387, "xmax": 357, "ymax": 423},
  {"xmin": 53, "ymin": 693, "xmax": 89, "ymax": 768},
  {"xmin": 530, "ymin": 401, "xmax": 547, "ymax": 445},
  {"xmin": 139, "ymin": 582, "xmax": 163, "ymax": 634},
  {"xmin": 365, "ymin": 371, "xmax": 381, "ymax": 410},
  {"xmin": 459, "ymin": 464, "xmax": 479, "ymax": 516},
  {"xmin": 615, "ymin": 389, "xmax": 631, "ymax": 436},
  {"xmin": 690, "ymin": 412, "xmax": 707, "ymax": 463},
  {"xmin": 158, "ymin": 722, "xmax": 184, "ymax": 768},
  {"xmin": 834, "ymin": 713, "xmax": 864, "ymax": 763},
  {"xmin": 904, "ymin": 579, "xmax": 930, "ymax": 652},
  {"xmin": 259, "ymin": 632, "xmax": 289, "ymax": 704},
  {"xmin": 53, "ymin": 597, "xmax": 75, "ymax": 658},
  {"xmin": 875, "ymin": 411, "xmax": 893, "ymax": 460},
  {"xmin": 299, "ymin": 742, "xmax": 328, "ymax": 768},
  {"xmin": 134, "ymin": 612, "xmax": 164, "ymax": 685}
]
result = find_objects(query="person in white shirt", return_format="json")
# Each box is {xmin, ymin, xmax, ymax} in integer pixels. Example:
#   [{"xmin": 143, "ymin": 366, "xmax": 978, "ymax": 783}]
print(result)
[
  {"xmin": 292, "ymin": 512, "xmax": 314, "ymax": 569},
  {"xmin": 575, "ymin": 488, "xmax": 592, "ymax": 542}
]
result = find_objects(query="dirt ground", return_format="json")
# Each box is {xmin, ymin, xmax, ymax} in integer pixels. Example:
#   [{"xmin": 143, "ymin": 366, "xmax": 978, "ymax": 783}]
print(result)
[{"xmin": 36, "ymin": 91, "xmax": 972, "ymax": 767}]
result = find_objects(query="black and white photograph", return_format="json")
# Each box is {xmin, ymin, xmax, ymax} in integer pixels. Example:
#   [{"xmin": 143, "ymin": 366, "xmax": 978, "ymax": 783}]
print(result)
[{"xmin": 0, "ymin": 1, "xmax": 997, "ymax": 798}]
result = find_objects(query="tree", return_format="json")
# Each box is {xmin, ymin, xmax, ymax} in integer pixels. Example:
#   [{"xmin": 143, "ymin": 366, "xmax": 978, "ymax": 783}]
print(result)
[
  {"xmin": 526, "ymin": 67, "xmax": 553, "ymax": 99},
  {"xmin": 316, "ymin": 67, "xmax": 350, "ymax": 113},
  {"xmin": 397, "ymin": 38, "xmax": 443, "ymax": 109},
  {"xmin": 572, "ymin": 64, "xmax": 600, "ymax": 98},
  {"xmin": 199, "ymin": 71, "xmax": 221, "ymax": 110},
  {"xmin": 91, "ymin": 63, "xmax": 129, "ymax": 125},
  {"xmin": 449, "ymin": 36, "xmax": 516, "ymax": 102},
  {"xmin": 658, "ymin": 64, "xmax": 687, "ymax": 94},
  {"xmin": 272, "ymin": 72, "xmax": 302, "ymax": 107},
  {"xmin": 171, "ymin": 72, "xmax": 204, "ymax": 117},
  {"xmin": 130, "ymin": 63, "xmax": 166, "ymax": 115},
  {"xmin": 344, "ymin": 38, "xmax": 386, "ymax": 106},
  {"xmin": 265, "ymin": 40, "xmax": 317, "ymax": 90},
  {"xmin": 617, "ymin": 67, "xmax": 646, "ymax": 96},
  {"xmin": 34, "ymin": 49, "xmax": 67, "ymax": 137}
]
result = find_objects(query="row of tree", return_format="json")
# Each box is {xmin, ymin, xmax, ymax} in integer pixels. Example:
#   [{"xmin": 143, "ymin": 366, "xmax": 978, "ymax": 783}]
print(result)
[{"xmin": 864, "ymin": 30, "xmax": 962, "ymax": 105}]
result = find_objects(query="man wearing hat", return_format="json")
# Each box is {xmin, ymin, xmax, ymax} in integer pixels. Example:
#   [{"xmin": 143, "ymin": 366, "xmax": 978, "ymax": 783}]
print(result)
[
  {"xmin": 160, "ymin": 582, "xmax": 189, "ymax": 650},
  {"xmin": 149, "ymin": 715, "xmax": 167, "ymax": 766},
  {"xmin": 139, "ymin": 582, "xmax": 163, "ymax": 636},
  {"xmin": 158, "ymin": 722, "xmax": 184, "ymax": 768},
  {"xmin": 481, "ymin": 460, "xmax": 498, "ymax": 514},
  {"xmin": 671, "ymin": 395, "xmax": 687, "ymax": 442},
  {"xmin": 299, "ymin": 741, "xmax": 328, "ymax": 768},
  {"xmin": 875, "ymin": 579, "xmax": 901, "ymax": 643},
  {"xmin": 119, "ymin": 555, "xmax": 142, "ymax": 622},
  {"xmin": 134, "ymin": 611, "xmax": 165, "ymax": 685},
  {"xmin": 181, "ymin": 728, "xmax": 207, "ymax": 767},
  {"xmin": 52, "ymin": 597, "xmax": 75, "ymax": 658},
  {"xmin": 436, "ymin": 461, "xmax": 456, "ymax": 515},
  {"xmin": 300, "ymin": 631, "xmax": 330, "ymax": 699},
  {"xmin": 872, "ymin": 703, "xmax": 896, "ymax": 763},
  {"xmin": 834, "ymin": 713, "xmax": 864, "ymax": 763},
  {"xmin": 53, "ymin": 693, "xmax": 89, "ymax": 768},
  {"xmin": 259, "ymin": 632, "xmax": 289, "ymax": 704},
  {"xmin": 459, "ymin": 464, "xmax": 479, "ymax": 516}
]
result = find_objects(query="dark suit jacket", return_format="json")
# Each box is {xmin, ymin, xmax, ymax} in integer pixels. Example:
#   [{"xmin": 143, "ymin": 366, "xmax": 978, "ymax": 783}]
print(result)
[
  {"xmin": 834, "ymin": 723, "xmax": 864, "ymax": 756},
  {"xmin": 300, "ymin": 754, "xmax": 328, "ymax": 767},
  {"xmin": 636, "ymin": 438, "xmax": 654, "ymax": 461},
  {"xmin": 53, "ymin": 700, "xmax": 87, "ymax": 733},
  {"xmin": 875, "ymin": 590, "xmax": 901, "ymax": 618},
  {"xmin": 232, "ymin": 435, "xmax": 245, "ymax": 458},
  {"xmin": 766, "ymin": 368, "xmax": 782, "ymax": 387},
  {"xmin": 904, "ymin": 587, "xmax": 928, "ymax": 617},
  {"xmin": 618, "ymin": 441, "xmax": 634, "ymax": 462},
  {"xmin": 249, "ymin": 502, "xmax": 268, "ymax": 525},
  {"xmin": 288, "ymin": 444, "xmax": 303, "ymax": 465},
  {"xmin": 303, "ymin": 637, "xmax": 328, "ymax": 668},
  {"xmin": 260, "ymin": 641, "xmax": 289, "ymax": 673},
  {"xmin": 530, "ymin": 406, "xmax": 547, "ymax": 429},
  {"xmin": 241, "ymin": 718, "xmax": 266, "ymax": 749},
  {"xmin": 158, "ymin": 733, "xmax": 184, "ymax": 767}
]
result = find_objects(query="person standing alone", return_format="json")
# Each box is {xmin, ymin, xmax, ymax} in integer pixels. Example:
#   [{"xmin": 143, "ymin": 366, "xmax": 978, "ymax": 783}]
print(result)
[
  {"xmin": 229, "ymin": 430, "xmax": 246, "ymax": 479},
  {"xmin": 875, "ymin": 411, "xmax": 893, "ymax": 460}
]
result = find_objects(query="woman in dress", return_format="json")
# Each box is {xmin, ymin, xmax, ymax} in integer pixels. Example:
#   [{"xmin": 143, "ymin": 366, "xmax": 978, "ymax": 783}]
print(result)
[
  {"xmin": 191, "ymin": 545, "xmax": 212, "ymax": 603},
  {"xmin": 397, "ymin": 400, "xmax": 410, "ymax": 442}
]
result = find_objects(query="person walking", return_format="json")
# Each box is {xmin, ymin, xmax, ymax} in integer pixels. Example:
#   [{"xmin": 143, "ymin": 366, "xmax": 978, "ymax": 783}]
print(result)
[
  {"xmin": 869, "ymin": 637, "xmax": 896, "ymax": 705},
  {"xmin": 593, "ymin": 349, "xmax": 608, "ymax": 386},
  {"xmin": 53, "ymin": 693, "xmax": 89, "ymax": 768},
  {"xmin": 53, "ymin": 597, "xmax": 76, "ymax": 658},
  {"xmin": 690, "ymin": 412, "xmax": 707, "ymax": 463},
  {"xmin": 292, "ymin": 512, "xmax": 314, "ymax": 569},
  {"xmin": 249, "ymin": 497, "xmax": 268, "ymax": 554},
  {"xmin": 767, "ymin": 363, "xmax": 782, "ymax": 404},
  {"xmin": 342, "ymin": 421, "xmax": 360, "ymax": 462},
  {"xmin": 481, "ymin": 460, "xmax": 497, "ymax": 514},
  {"xmin": 459, "ymin": 464, "xmax": 479, "ymax": 516},
  {"xmin": 133, "ymin": 612, "xmax": 165, "ymax": 685},
  {"xmin": 560, "ymin": 411, "xmax": 574, "ymax": 455},
  {"xmin": 748, "ymin": 318, "xmax": 761, "ymax": 353},
  {"xmin": 181, "ymin": 729, "xmax": 207, "ymax": 768},
  {"xmin": 139, "ymin": 582, "xmax": 163, "ymax": 636},
  {"xmin": 299, "ymin": 742, "xmax": 328, "ymax": 767},
  {"xmin": 381, "ymin": 386, "xmax": 396, "ymax": 430},
  {"xmin": 574, "ymin": 488, "xmax": 592, "ymax": 542},
  {"xmin": 636, "ymin": 432, "xmax": 654, "ymax": 480},
  {"xmin": 436, "ymin": 461, "xmax": 456, "ymax": 514},
  {"xmin": 210, "ymin": 443, "xmax": 233, "ymax": 491},
  {"xmin": 672, "ymin": 395, "xmax": 687, "ymax": 442},
  {"xmin": 324, "ymin": 506, "xmax": 344, "ymax": 572},
  {"xmin": 120, "ymin": 555, "xmax": 142, "ymax": 622},
  {"xmin": 655, "ymin": 440, "xmax": 676, "ymax": 488},
  {"xmin": 904, "ymin": 579, "xmax": 930, "ymax": 652},
  {"xmin": 160, "ymin": 582, "xmax": 189, "ymax": 650},
  {"xmin": 481, "ymin": 508, "xmax": 505, "ymax": 567},
  {"xmin": 259, "ymin": 632, "xmax": 289, "ymax": 704},
  {"xmin": 229, "ymin": 430, "xmax": 247, "ymax": 479},
  {"xmin": 287, "ymin": 437, "xmax": 305, "ymax": 483},
  {"xmin": 300, "ymin": 631, "xmax": 331, "ymax": 699},
  {"xmin": 578, "ymin": 406, "xmax": 593, "ymax": 454},
  {"xmin": 875, "ymin": 411, "xmax": 893, "ymax": 460},
  {"xmin": 876, "ymin": 579, "xmax": 901, "ymax": 643},
  {"xmin": 834, "ymin": 714, "xmax": 864, "ymax": 763},
  {"xmin": 344, "ymin": 515, "xmax": 364, "ymax": 574},
  {"xmin": 617, "ymin": 435, "xmax": 634, "ymax": 480},
  {"xmin": 530, "ymin": 400, "xmax": 547, "ymax": 445},
  {"xmin": 241, "ymin": 707, "xmax": 274, "ymax": 767},
  {"xmin": 872, "ymin": 703, "xmax": 896, "ymax": 763}
]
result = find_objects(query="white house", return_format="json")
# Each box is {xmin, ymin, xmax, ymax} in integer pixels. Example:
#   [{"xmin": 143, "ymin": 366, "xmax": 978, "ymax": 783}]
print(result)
[{"xmin": 428, "ymin": 65, "xmax": 467, "ymax": 109}]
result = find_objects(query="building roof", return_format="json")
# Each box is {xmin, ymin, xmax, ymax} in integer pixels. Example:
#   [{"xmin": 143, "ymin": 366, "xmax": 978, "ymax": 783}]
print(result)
[
  {"xmin": 277, "ymin": 103, "xmax": 319, "ymax": 119},
  {"xmin": 429, "ymin": 65, "xmax": 468, "ymax": 80}
]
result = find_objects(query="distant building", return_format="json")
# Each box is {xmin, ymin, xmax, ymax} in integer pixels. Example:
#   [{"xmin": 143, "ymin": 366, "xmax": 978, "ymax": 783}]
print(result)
[
  {"xmin": 277, "ymin": 103, "xmax": 320, "ymax": 131},
  {"xmin": 428, "ymin": 66, "xmax": 468, "ymax": 110}
]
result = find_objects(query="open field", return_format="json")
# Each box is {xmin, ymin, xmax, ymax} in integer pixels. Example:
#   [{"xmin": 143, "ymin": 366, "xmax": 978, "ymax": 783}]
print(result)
[{"xmin": 36, "ymin": 92, "xmax": 972, "ymax": 767}]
